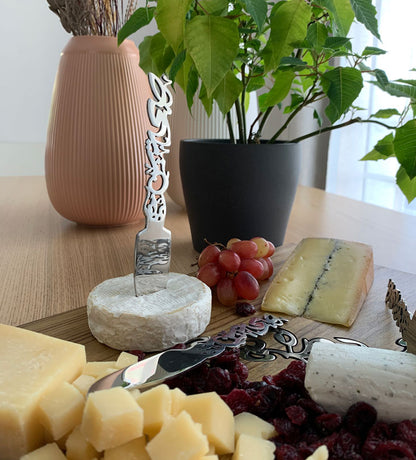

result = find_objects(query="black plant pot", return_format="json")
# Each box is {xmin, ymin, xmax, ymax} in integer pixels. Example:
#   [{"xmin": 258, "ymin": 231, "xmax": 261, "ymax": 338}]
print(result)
[{"xmin": 180, "ymin": 139, "xmax": 301, "ymax": 252}]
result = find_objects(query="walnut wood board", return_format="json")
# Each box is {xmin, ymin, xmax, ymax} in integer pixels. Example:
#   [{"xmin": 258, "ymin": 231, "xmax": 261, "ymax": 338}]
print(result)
[{"xmin": 21, "ymin": 244, "xmax": 416, "ymax": 381}]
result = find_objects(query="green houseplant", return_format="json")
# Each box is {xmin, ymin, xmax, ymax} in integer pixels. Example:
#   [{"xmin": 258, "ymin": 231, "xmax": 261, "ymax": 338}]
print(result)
[
  {"xmin": 119, "ymin": 0, "xmax": 416, "ymax": 204},
  {"xmin": 118, "ymin": 0, "xmax": 416, "ymax": 250}
]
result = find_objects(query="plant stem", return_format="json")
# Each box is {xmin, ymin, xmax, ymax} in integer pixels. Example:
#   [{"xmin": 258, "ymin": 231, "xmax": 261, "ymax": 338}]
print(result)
[
  {"xmin": 226, "ymin": 112, "xmax": 236, "ymax": 144},
  {"xmin": 258, "ymin": 107, "xmax": 274, "ymax": 136},
  {"xmin": 290, "ymin": 117, "xmax": 396, "ymax": 143},
  {"xmin": 234, "ymin": 99, "xmax": 246, "ymax": 143}
]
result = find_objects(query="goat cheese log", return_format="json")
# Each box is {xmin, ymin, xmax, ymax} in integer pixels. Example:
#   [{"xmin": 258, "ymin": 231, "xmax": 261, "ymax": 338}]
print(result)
[
  {"xmin": 261, "ymin": 238, "xmax": 374, "ymax": 326},
  {"xmin": 305, "ymin": 341, "xmax": 416, "ymax": 423},
  {"xmin": 87, "ymin": 273, "xmax": 211, "ymax": 352}
]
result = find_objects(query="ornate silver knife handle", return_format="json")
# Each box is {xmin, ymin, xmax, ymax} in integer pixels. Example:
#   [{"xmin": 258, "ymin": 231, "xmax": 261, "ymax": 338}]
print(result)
[{"xmin": 134, "ymin": 74, "xmax": 173, "ymax": 296}]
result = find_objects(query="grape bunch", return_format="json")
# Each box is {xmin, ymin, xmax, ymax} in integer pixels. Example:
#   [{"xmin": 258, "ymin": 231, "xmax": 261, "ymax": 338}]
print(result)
[{"xmin": 196, "ymin": 237, "xmax": 275, "ymax": 307}]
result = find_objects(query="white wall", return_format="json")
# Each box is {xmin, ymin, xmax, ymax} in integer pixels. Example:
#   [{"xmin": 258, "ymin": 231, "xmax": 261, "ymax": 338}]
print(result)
[{"xmin": 0, "ymin": 1, "xmax": 153, "ymax": 176}]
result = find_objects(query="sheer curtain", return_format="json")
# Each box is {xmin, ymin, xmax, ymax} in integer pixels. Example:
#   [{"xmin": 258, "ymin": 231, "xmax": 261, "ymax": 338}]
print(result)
[{"xmin": 326, "ymin": 0, "xmax": 416, "ymax": 216}]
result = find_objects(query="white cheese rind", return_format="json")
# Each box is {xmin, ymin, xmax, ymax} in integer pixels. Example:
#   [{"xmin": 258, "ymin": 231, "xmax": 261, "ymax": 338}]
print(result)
[
  {"xmin": 261, "ymin": 238, "xmax": 374, "ymax": 326},
  {"xmin": 305, "ymin": 341, "xmax": 416, "ymax": 423},
  {"xmin": 87, "ymin": 273, "xmax": 212, "ymax": 351}
]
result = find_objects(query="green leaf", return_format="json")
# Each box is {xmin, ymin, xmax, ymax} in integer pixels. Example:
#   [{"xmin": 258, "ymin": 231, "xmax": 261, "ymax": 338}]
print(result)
[
  {"xmin": 155, "ymin": 0, "xmax": 193, "ymax": 52},
  {"xmin": 263, "ymin": 0, "xmax": 312, "ymax": 72},
  {"xmin": 278, "ymin": 56, "xmax": 308, "ymax": 70},
  {"xmin": 396, "ymin": 166, "xmax": 416, "ymax": 203},
  {"xmin": 185, "ymin": 15, "xmax": 240, "ymax": 97},
  {"xmin": 315, "ymin": 0, "xmax": 354, "ymax": 36},
  {"xmin": 258, "ymin": 70, "xmax": 295, "ymax": 112},
  {"xmin": 138, "ymin": 35, "xmax": 161, "ymax": 75},
  {"xmin": 371, "ymin": 108, "xmax": 400, "ymax": 119},
  {"xmin": 377, "ymin": 82, "xmax": 416, "ymax": 99},
  {"xmin": 349, "ymin": 0, "xmax": 380, "ymax": 40},
  {"xmin": 393, "ymin": 119, "xmax": 416, "ymax": 179},
  {"xmin": 306, "ymin": 22, "xmax": 328, "ymax": 51},
  {"xmin": 361, "ymin": 133, "xmax": 395, "ymax": 160},
  {"xmin": 362, "ymin": 46, "xmax": 386, "ymax": 56},
  {"xmin": 118, "ymin": 7, "xmax": 156, "ymax": 46},
  {"xmin": 246, "ymin": 76, "xmax": 265, "ymax": 93},
  {"xmin": 186, "ymin": 66, "xmax": 199, "ymax": 111},
  {"xmin": 323, "ymin": 36, "xmax": 351, "ymax": 50},
  {"xmin": 212, "ymin": 71, "xmax": 243, "ymax": 114},
  {"xmin": 396, "ymin": 79, "xmax": 416, "ymax": 86},
  {"xmin": 374, "ymin": 69, "xmax": 389, "ymax": 88},
  {"xmin": 146, "ymin": 33, "xmax": 174, "ymax": 75},
  {"xmin": 198, "ymin": 84, "xmax": 213, "ymax": 117},
  {"xmin": 321, "ymin": 67, "xmax": 363, "ymax": 123},
  {"xmin": 169, "ymin": 49, "xmax": 187, "ymax": 84},
  {"xmin": 244, "ymin": 0, "xmax": 268, "ymax": 31},
  {"xmin": 198, "ymin": 0, "xmax": 229, "ymax": 15},
  {"xmin": 313, "ymin": 108, "xmax": 323, "ymax": 127}
]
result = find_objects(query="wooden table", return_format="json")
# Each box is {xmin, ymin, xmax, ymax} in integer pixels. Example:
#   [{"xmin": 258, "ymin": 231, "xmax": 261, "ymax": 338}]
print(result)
[
  {"xmin": 1, "ymin": 175, "xmax": 415, "ymax": 380},
  {"xmin": 1, "ymin": 175, "xmax": 415, "ymax": 328}
]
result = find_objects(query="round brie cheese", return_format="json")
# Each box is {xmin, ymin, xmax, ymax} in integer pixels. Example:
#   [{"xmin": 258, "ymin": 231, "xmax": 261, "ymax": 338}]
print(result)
[{"xmin": 87, "ymin": 273, "xmax": 212, "ymax": 352}]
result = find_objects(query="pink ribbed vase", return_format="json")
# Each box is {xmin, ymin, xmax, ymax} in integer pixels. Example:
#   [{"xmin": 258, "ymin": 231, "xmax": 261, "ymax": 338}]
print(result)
[{"xmin": 45, "ymin": 36, "xmax": 152, "ymax": 226}]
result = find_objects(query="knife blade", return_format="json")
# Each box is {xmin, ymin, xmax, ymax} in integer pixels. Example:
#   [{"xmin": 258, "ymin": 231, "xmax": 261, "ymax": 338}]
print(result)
[
  {"xmin": 88, "ymin": 339, "xmax": 226, "ymax": 394},
  {"xmin": 88, "ymin": 314, "xmax": 286, "ymax": 394},
  {"xmin": 134, "ymin": 73, "xmax": 173, "ymax": 297}
]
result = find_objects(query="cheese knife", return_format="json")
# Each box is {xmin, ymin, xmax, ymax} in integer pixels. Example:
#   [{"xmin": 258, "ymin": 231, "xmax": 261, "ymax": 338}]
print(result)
[
  {"xmin": 134, "ymin": 73, "xmax": 173, "ymax": 297},
  {"xmin": 88, "ymin": 315, "xmax": 285, "ymax": 394}
]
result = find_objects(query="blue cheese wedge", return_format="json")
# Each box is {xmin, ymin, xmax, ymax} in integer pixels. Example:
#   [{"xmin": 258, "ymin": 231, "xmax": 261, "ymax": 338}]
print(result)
[
  {"xmin": 87, "ymin": 273, "xmax": 211, "ymax": 351},
  {"xmin": 305, "ymin": 341, "xmax": 416, "ymax": 423},
  {"xmin": 261, "ymin": 238, "xmax": 374, "ymax": 326}
]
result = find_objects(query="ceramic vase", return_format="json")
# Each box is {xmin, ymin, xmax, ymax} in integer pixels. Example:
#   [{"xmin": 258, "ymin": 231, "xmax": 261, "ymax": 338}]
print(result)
[
  {"xmin": 180, "ymin": 140, "xmax": 301, "ymax": 252},
  {"xmin": 45, "ymin": 36, "xmax": 152, "ymax": 226}
]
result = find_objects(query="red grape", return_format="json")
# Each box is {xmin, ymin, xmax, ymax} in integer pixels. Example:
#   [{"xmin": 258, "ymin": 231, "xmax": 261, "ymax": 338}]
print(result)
[
  {"xmin": 197, "ymin": 263, "xmax": 222, "ymax": 287},
  {"xmin": 230, "ymin": 240, "xmax": 258, "ymax": 259},
  {"xmin": 218, "ymin": 249, "xmax": 241, "ymax": 272},
  {"xmin": 239, "ymin": 258, "xmax": 264, "ymax": 279},
  {"xmin": 233, "ymin": 271, "xmax": 259, "ymax": 300},
  {"xmin": 264, "ymin": 257, "xmax": 274, "ymax": 279},
  {"xmin": 198, "ymin": 245, "xmax": 221, "ymax": 267},
  {"xmin": 265, "ymin": 241, "xmax": 275, "ymax": 257},
  {"xmin": 217, "ymin": 278, "xmax": 238, "ymax": 306},
  {"xmin": 251, "ymin": 237, "xmax": 270, "ymax": 258},
  {"xmin": 258, "ymin": 257, "xmax": 274, "ymax": 280}
]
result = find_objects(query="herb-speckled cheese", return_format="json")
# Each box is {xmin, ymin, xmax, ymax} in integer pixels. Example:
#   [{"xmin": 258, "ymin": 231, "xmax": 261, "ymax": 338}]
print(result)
[
  {"xmin": 261, "ymin": 238, "xmax": 374, "ymax": 326},
  {"xmin": 305, "ymin": 341, "xmax": 416, "ymax": 423},
  {"xmin": 87, "ymin": 273, "xmax": 212, "ymax": 351}
]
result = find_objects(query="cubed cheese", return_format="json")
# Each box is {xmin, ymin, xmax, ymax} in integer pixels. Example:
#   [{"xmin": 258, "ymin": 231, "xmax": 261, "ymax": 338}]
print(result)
[
  {"xmin": 234, "ymin": 412, "xmax": 276, "ymax": 440},
  {"xmin": 232, "ymin": 433, "xmax": 275, "ymax": 460},
  {"xmin": 72, "ymin": 374, "xmax": 96, "ymax": 397},
  {"xmin": 20, "ymin": 442, "xmax": 66, "ymax": 460},
  {"xmin": 115, "ymin": 351, "xmax": 139, "ymax": 369},
  {"xmin": 145, "ymin": 411, "xmax": 209, "ymax": 460},
  {"xmin": 103, "ymin": 436, "xmax": 150, "ymax": 460},
  {"xmin": 136, "ymin": 384, "xmax": 172, "ymax": 437},
  {"xmin": 81, "ymin": 387, "xmax": 144, "ymax": 451},
  {"xmin": 306, "ymin": 445, "xmax": 329, "ymax": 460},
  {"xmin": 182, "ymin": 391, "xmax": 235, "ymax": 454},
  {"xmin": 0, "ymin": 324, "xmax": 86, "ymax": 460},
  {"xmin": 83, "ymin": 361, "xmax": 118, "ymax": 378},
  {"xmin": 170, "ymin": 387, "xmax": 187, "ymax": 416},
  {"xmin": 261, "ymin": 238, "xmax": 374, "ymax": 326},
  {"xmin": 65, "ymin": 425, "xmax": 98, "ymax": 460},
  {"xmin": 38, "ymin": 382, "xmax": 84, "ymax": 440}
]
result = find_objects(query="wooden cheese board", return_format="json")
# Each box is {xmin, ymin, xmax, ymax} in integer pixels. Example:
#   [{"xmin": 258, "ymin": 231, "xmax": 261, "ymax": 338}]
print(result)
[{"xmin": 21, "ymin": 244, "xmax": 416, "ymax": 381}]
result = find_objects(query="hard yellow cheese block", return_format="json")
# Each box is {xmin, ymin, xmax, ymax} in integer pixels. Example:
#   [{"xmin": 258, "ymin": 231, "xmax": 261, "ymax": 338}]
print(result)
[
  {"xmin": 0, "ymin": 324, "xmax": 86, "ymax": 460},
  {"xmin": 261, "ymin": 238, "xmax": 374, "ymax": 326}
]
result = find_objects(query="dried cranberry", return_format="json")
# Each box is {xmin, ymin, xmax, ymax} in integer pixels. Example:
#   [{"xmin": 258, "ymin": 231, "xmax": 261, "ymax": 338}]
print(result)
[
  {"xmin": 297, "ymin": 397, "xmax": 326, "ymax": 416},
  {"xmin": 330, "ymin": 430, "xmax": 361, "ymax": 459},
  {"xmin": 316, "ymin": 413, "xmax": 343, "ymax": 435},
  {"xmin": 235, "ymin": 302, "xmax": 256, "ymax": 316},
  {"xmin": 395, "ymin": 420, "xmax": 416, "ymax": 452},
  {"xmin": 344, "ymin": 402, "xmax": 377, "ymax": 439},
  {"xmin": 273, "ymin": 360, "xmax": 307, "ymax": 393},
  {"xmin": 273, "ymin": 417, "xmax": 301, "ymax": 443},
  {"xmin": 128, "ymin": 349, "xmax": 146, "ymax": 360},
  {"xmin": 362, "ymin": 422, "xmax": 392, "ymax": 459},
  {"xmin": 285, "ymin": 405, "xmax": 308, "ymax": 426},
  {"xmin": 372, "ymin": 440, "xmax": 416, "ymax": 459},
  {"xmin": 252, "ymin": 384, "xmax": 283, "ymax": 418},
  {"xmin": 222, "ymin": 388, "xmax": 254, "ymax": 415},
  {"xmin": 274, "ymin": 443, "xmax": 302, "ymax": 460},
  {"xmin": 232, "ymin": 360, "xmax": 249, "ymax": 386},
  {"xmin": 210, "ymin": 348, "xmax": 240, "ymax": 370},
  {"xmin": 205, "ymin": 367, "xmax": 232, "ymax": 394}
]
